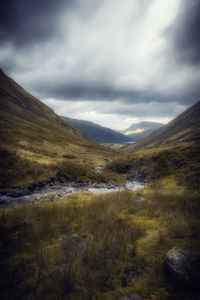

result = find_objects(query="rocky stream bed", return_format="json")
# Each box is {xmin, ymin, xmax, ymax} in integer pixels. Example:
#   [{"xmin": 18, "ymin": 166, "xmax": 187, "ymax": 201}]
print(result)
[{"xmin": 0, "ymin": 180, "xmax": 146, "ymax": 208}]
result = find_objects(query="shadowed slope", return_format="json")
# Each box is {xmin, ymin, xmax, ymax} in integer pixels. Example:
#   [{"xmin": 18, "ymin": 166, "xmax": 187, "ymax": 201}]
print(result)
[
  {"xmin": 62, "ymin": 116, "xmax": 132, "ymax": 144},
  {"xmin": 0, "ymin": 69, "xmax": 117, "ymax": 188},
  {"xmin": 0, "ymin": 69, "xmax": 83, "ymax": 137}
]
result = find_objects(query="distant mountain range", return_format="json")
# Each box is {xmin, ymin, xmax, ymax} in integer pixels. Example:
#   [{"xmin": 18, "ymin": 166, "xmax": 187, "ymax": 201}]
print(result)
[
  {"xmin": 61, "ymin": 116, "xmax": 132, "ymax": 144},
  {"xmin": 61, "ymin": 118, "xmax": 165, "ymax": 144},
  {"xmin": 127, "ymin": 101, "xmax": 200, "ymax": 151},
  {"xmin": 123, "ymin": 121, "xmax": 164, "ymax": 140}
]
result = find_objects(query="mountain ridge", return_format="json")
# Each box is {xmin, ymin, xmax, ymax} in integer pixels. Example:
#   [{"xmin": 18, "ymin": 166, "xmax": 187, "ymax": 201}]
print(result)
[
  {"xmin": 0, "ymin": 69, "xmax": 117, "ymax": 188},
  {"xmin": 127, "ymin": 101, "xmax": 200, "ymax": 151},
  {"xmin": 62, "ymin": 116, "xmax": 132, "ymax": 144},
  {"xmin": 123, "ymin": 121, "xmax": 164, "ymax": 141}
]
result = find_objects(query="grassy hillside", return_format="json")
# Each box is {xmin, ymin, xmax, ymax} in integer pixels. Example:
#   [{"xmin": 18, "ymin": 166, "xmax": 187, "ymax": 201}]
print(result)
[
  {"xmin": 105, "ymin": 102, "xmax": 199, "ymax": 189},
  {"xmin": 62, "ymin": 116, "xmax": 132, "ymax": 144},
  {"xmin": 126, "ymin": 101, "xmax": 200, "ymax": 152},
  {"xmin": 0, "ymin": 69, "xmax": 121, "ymax": 188},
  {"xmin": 107, "ymin": 142, "xmax": 200, "ymax": 189}
]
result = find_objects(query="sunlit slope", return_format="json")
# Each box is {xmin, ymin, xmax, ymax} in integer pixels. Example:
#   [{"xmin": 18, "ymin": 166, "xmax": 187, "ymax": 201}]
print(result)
[
  {"xmin": 123, "ymin": 121, "xmax": 163, "ymax": 141},
  {"xmin": 127, "ymin": 101, "xmax": 200, "ymax": 151},
  {"xmin": 0, "ymin": 69, "xmax": 117, "ymax": 188}
]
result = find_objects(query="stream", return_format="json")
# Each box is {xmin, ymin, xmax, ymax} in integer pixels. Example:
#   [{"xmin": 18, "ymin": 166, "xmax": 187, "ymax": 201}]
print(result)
[{"xmin": 0, "ymin": 181, "xmax": 146, "ymax": 208}]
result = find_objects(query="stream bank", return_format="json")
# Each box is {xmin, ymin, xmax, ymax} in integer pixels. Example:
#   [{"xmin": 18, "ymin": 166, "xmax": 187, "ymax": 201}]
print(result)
[{"xmin": 0, "ymin": 180, "xmax": 146, "ymax": 208}]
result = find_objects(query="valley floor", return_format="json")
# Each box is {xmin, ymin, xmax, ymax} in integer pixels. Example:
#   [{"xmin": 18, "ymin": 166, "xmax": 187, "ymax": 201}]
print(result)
[{"xmin": 0, "ymin": 179, "xmax": 199, "ymax": 300}]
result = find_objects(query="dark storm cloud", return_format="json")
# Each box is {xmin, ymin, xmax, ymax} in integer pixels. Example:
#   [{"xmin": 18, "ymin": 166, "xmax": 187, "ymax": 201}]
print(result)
[
  {"xmin": 0, "ymin": 0, "xmax": 200, "ymax": 129},
  {"xmin": 167, "ymin": 0, "xmax": 200, "ymax": 65},
  {"xmin": 35, "ymin": 82, "xmax": 156, "ymax": 103},
  {"xmin": 0, "ymin": 0, "xmax": 76, "ymax": 46}
]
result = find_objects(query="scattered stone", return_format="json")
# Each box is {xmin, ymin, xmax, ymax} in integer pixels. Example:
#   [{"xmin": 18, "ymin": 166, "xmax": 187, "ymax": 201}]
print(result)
[
  {"xmin": 18, "ymin": 196, "xmax": 37, "ymax": 204},
  {"xmin": 95, "ymin": 166, "xmax": 103, "ymax": 173},
  {"xmin": 0, "ymin": 197, "xmax": 12, "ymax": 205},
  {"xmin": 178, "ymin": 296, "xmax": 200, "ymax": 300},
  {"xmin": 60, "ymin": 233, "xmax": 87, "ymax": 250},
  {"xmin": 34, "ymin": 286, "xmax": 45, "ymax": 299},
  {"xmin": 60, "ymin": 233, "xmax": 89, "ymax": 263},
  {"xmin": 0, "ymin": 197, "xmax": 13, "ymax": 208},
  {"xmin": 136, "ymin": 196, "xmax": 145, "ymax": 202},
  {"xmin": 0, "ymin": 187, "xmax": 30, "ymax": 198},
  {"xmin": 105, "ymin": 158, "xmax": 112, "ymax": 162},
  {"xmin": 165, "ymin": 249, "xmax": 200, "ymax": 291},
  {"xmin": 122, "ymin": 267, "xmax": 144, "ymax": 287},
  {"xmin": 48, "ymin": 264, "xmax": 69, "ymax": 281},
  {"xmin": 117, "ymin": 293, "xmax": 142, "ymax": 300},
  {"xmin": 69, "ymin": 233, "xmax": 83, "ymax": 242},
  {"xmin": 48, "ymin": 264, "xmax": 73, "ymax": 295}
]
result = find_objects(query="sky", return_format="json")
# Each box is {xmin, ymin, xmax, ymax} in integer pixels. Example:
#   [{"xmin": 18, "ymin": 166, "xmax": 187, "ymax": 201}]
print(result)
[{"xmin": 0, "ymin": 0, "xmax": 200, "ymax": 130}]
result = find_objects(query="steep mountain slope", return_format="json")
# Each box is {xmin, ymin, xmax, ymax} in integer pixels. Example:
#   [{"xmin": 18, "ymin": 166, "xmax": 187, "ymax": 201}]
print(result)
[
  {"xmin": 108, "ymin": 102, "xmax": 200, "ymax": 188},
  {"xmin": 123, "ymin": 121, "xmax": 163, "ymax": 141},
  {"xmin": 127, "ymin": 101, "xmax": 200, "ymax": 151},
  {"xmin": 62, "ymin": 116, "xmax": 132, "ymax": 143},
  {"xmin": 0, "ymin": 69, "xmax": 117, "ymax": 188}
]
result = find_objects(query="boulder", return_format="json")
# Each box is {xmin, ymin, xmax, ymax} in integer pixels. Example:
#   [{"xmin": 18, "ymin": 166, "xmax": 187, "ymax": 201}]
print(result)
[
  {"xmin": 47, "ymin": 264, "xmax": 73, "ymax": 295},
  {"xmin": 117, "ymin": 294, "xmax": 142, "ymax": 300},
  {"xmin": 129, "ymin": 295, "xmax": 142, "ymax": 300},
  {"xmin": 60, "ymin": 233, "xmax": 88, "ymax": 251},
  {"xmin": 95, "ymin": 166, "xmax": 103, "ymax": 173},
  {"xmin": 49, "ymin": 264, "xmax": 69, "ymax": 281},
  {"xmin": 165, "ymin": 249, "xmax": 200, "ymax": 291},
  {"xmin": 105, "ymin": 158, "xmax": 111, "ymax": 162},
  {"xmin": 122, "ymin": 267, "xmax": 143, "ymax": 287},
  {"xmin": 0, "ymin": 197, "xmax": 12, "ymax": 207},
  {"xmin": 0, "ymin": 188, "xmax": 29, "ymax": 198}
]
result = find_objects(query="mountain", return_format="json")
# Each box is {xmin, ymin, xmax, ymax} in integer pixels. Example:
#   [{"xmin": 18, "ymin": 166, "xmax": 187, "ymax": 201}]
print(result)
[
  {"xmin": 107, "ymin": 101, "xmax": 200, "ymax": 188},
  {"xmin": 127, "ymin": 101, "xmax": 200, "ymax": 151},
  {"xmin": 0, "ymin": 69, "xmax": 116, "ymax": 188},
  {"xmin": 123, "ymin": 121, "xmax": 163, "ymax": 141},
  {"xmin": 62, "ymin": 116, "xmax": 132, "ymax": 144}
]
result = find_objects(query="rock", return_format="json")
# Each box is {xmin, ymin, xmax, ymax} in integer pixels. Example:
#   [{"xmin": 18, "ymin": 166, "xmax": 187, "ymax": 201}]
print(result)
[
  {"xmin": 60, "ymin": 233, "xmax": 89, "ymax": 263},
  {"xmin": 178, "ymin": 296, "xmax": 200, "ymax": 300},
  {"xmin": 136, "ymin": 196, "xmax": 145, "ymax": 202},
  {"xmin": 165, "ymin": 249, "xmax": 200, "ymax": 291},
  {"xmin": 0, "ymin": 197, "xmax": 12, "ymax": 205},
  {"xmin": 105, "ymin": 158, "xmax": 111, "ymax": 162},
  {"xmin": 60, "ymin": 233, "xmax": 87, "ymax": 250},
  {"xmin": 0, "ymin": 188, "xmax": 30, "ymax": 198},
  {"xmin": 18, "ymin": 196, "xmax": 36, "ymax": 204},
  {"xmin": 117, "ymin": 293, "xmax": 142, "ymax": 300},
  {"xmin": 0, "ymin": 197, "xmax": 13, "ymax": 208},
  {"xmin": 69, "ymin": 233, "xmax": 83, "ymax": 242},
  {"xmin": 122, "ymin": 267, "xmax": 143, "ymax": 287},
  {"xmin": 95, "ymin": 166, "xmax": 103, "ymax": 173},
  {"xmin": 49, "ymin": 264, "xmax": 69, "ymax": 281},
  {"xmin": 48, "ymin": 264, "xmax": 73, "ymax": 294},
  {"xmin": 128, "ymin": 295, "xmax": 142, "ymax": 300},
  {"xmin": 34, "ymin": 286, "xmax": 45, "ymax": 299}
]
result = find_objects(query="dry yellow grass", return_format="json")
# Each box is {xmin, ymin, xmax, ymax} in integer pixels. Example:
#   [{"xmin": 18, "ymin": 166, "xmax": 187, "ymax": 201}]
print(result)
[{"xmin": 0, "ymin": 181, "xmax": 199, "ymax": 299}]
